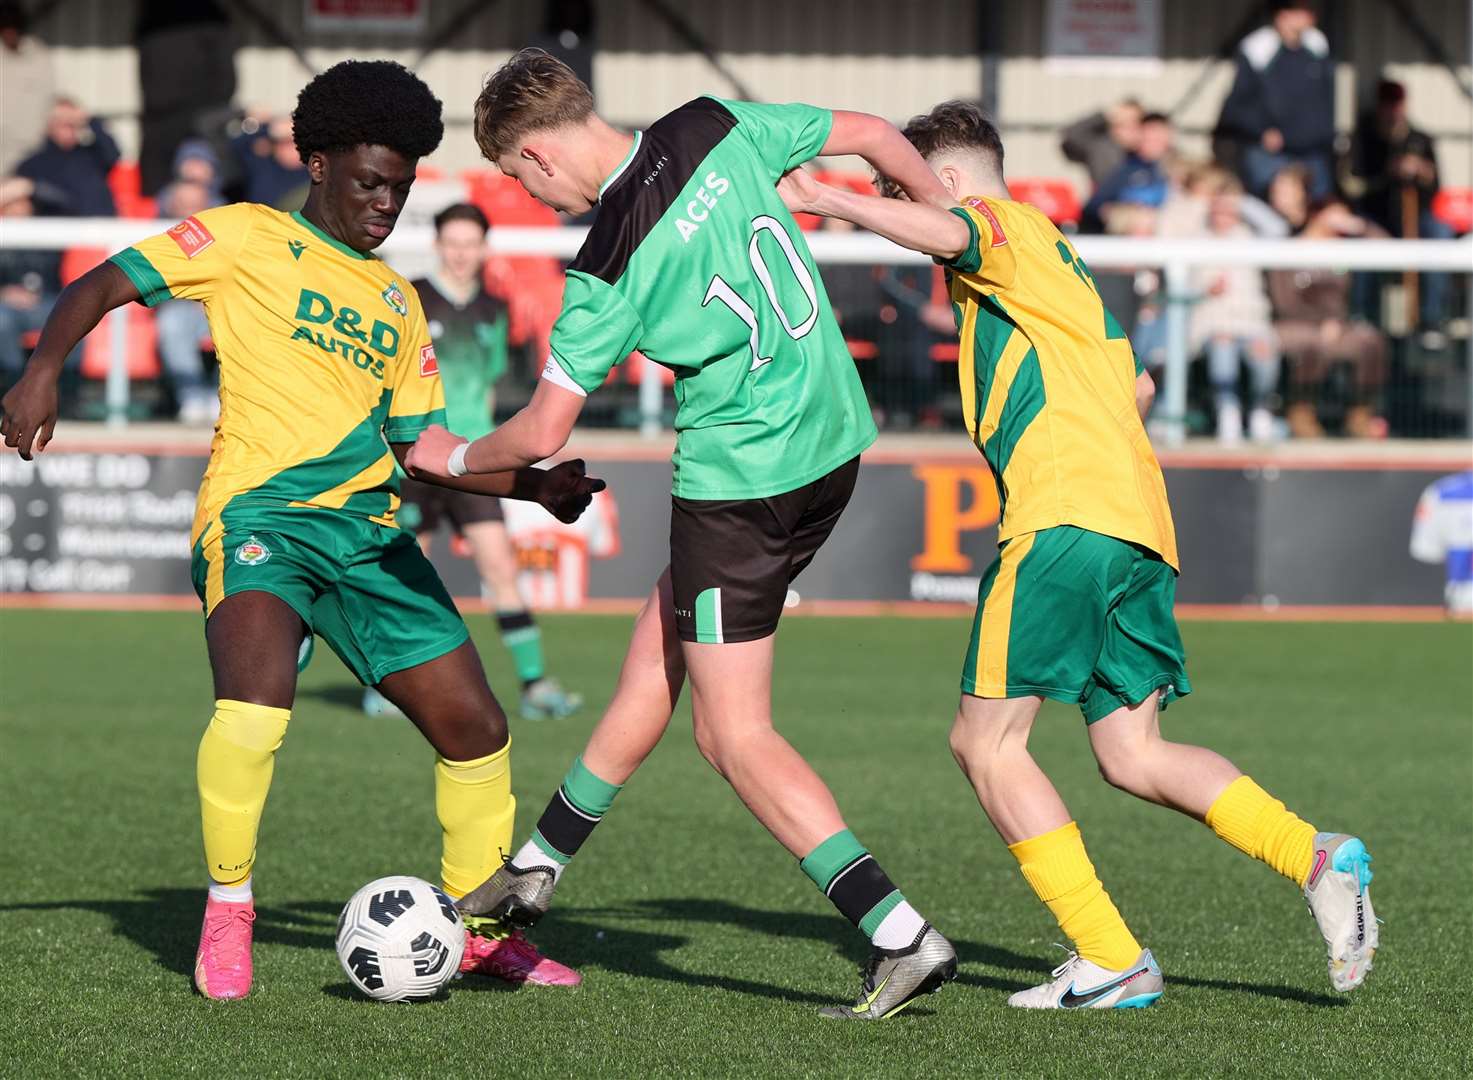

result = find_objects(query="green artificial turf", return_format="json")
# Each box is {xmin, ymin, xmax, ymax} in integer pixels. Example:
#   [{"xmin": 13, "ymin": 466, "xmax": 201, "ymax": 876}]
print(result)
[{"xmin": 1, "ymin": 611, "xmax": 1469, "ymax": 1078}]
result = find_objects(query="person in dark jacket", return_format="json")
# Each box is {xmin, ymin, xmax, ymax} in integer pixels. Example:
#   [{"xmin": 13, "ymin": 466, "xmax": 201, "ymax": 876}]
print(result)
[
  {"xmin": 0, "ymin": 177, "xmax": 66, "ymax": 385},
  {"xmin": 1350, "ymin": 79, "xmax": 1451, "ymax": 331},
  {"xmin": 1082, "ymin": 112, "xmax": 1172, "ymax": 233},
  {"xmin": 1216, "ymin": 0, "xmax": 1335, "ymax": 199},
  {"xmin": 15, "ymin": 97, "xmax": 120, "ymax": 216}
]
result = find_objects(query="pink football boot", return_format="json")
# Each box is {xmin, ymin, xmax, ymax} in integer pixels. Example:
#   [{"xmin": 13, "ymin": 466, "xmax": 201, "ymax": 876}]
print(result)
[
  {"xmin": 194, "ymin": 896, "xmax": 256, "ymax": 1000},
  {"xmin": 460, "ymin": 921, "xmax": 581, "ymax": 987}
]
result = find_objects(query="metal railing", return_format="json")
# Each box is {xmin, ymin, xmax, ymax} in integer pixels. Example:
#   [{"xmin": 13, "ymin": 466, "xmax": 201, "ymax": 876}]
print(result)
[{"xmin": 2, "ymin": 217, "xmax": 1470, "ymax": 441}]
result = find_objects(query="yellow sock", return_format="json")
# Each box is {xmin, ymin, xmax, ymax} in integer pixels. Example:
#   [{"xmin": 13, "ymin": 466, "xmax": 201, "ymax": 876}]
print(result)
[
  {"xmin": 436, "ymin": 740, "xmax": 514, "ymax": 899},
  {"xmin": 1009, "ymin": 821, "xmax": 1142, "ymax": 971},
  {"xmin": 1206, "ymin": 775, "xmax": 1316, "ymax": 886},
  {"xmin": 197, "ymin": 699, "xmax": 290, "ymax": 885}
]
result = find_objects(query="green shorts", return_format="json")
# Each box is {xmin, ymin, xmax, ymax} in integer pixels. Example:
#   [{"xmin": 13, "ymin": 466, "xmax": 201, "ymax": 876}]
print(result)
[
  {"xmin": 191, "ymin": 505, "xmax": 469, "ymax": 686},
  {"xmin": 961, "ymin": 525, "xmax": 1191, "ymax": 723}
]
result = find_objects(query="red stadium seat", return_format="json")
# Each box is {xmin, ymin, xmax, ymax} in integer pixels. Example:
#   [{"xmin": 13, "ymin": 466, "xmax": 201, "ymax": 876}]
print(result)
[
  {"xmin": 415, "ymin": 163, "xmax": 445, "ymax": 182},
  {"xmin": 107, "ymin": 161, "xmax": 157, "ymax": 219},
  {"xmin": 79, "ymin": 305, "xmax": 160, "ymax": 380},
  {"xmin": 1432, "ymin": 187, "xmax": 1473, "ymax": 235},
  {"xmin": 461, "ymin": 169, "xmax": 560, "ymax": 227},
  {"xmin": 60, "ymin": 245, "xmax": 162, "ymax": 379},
  {"xmin": 1007, "ymin": 177, "xmax": 1083, "ymax": 228}
]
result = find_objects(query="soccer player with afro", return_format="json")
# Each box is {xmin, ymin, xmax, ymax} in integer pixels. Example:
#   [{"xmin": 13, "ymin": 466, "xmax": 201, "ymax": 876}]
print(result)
[{"xmin": 0, "ymin": 59, "xmax": 601, "ymax": 998}]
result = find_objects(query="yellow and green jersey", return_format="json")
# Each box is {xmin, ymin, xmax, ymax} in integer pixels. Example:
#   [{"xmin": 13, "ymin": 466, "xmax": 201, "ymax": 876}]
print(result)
[
  {"xmin": 109, "ymin": 203, "xmax": 445, "ymax": 544},
  {"xmin": 942, "ymin": 196, "xmax": 1178, "ymax": 569}
]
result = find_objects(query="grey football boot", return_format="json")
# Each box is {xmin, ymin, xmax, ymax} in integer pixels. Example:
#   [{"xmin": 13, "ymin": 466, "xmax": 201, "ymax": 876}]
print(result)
[
  {"xmin": 455, "ymin": 860, "xmax": 560, "ymax": 928},
  {"xmin": 820, "ymin": 924, "xmax": 957, "ymax": 1020},
  {"xmin": 1303, "ymin": 832, "xmax": 1378, "ymax": 991}
]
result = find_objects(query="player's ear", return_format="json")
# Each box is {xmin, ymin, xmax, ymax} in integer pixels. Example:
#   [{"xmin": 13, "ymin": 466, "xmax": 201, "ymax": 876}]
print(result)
[
  {"xmin": 937, "ymin": 164, "xmax": 962, "ymax": 199},
  {"xmin": 306, "ymin": 151, "xmax": 328, "ymax": 184},
  {"xmin": 522, "ymin": 144, "xmax": 555, "ymax": 177}
]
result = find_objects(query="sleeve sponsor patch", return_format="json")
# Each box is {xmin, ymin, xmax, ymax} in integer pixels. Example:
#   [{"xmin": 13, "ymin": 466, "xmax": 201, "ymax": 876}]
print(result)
[
  {"xmin": 419, "ymin": 344, "xmax": 439, "ymax": 377},
  {"xmin": 167, "ymin": 216, "xmax": 215, "ymax": 259},
  {"xmin": 965, "ymin": 197, "xmax": 1008, "ymax": 247}
]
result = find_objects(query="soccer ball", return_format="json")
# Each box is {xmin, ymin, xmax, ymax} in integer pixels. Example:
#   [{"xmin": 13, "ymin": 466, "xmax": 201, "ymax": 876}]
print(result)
[{"xmin": 335, "ymin": 875, "xmax": 466, "ymax": 1002}]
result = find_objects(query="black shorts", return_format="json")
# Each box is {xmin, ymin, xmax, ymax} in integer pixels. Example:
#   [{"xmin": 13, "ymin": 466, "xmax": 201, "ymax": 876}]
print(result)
[
  {"xmin": 399, "ymin": 476, "xmax": 503, "ymax": 535},
  {"xmin": 670, "ymin": 457, "xmax": 860, "ymax": 644}
]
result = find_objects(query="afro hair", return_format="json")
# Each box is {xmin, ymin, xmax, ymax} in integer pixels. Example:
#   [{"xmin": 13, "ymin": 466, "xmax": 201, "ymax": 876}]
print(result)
[{"xmin": 291, "ymin": 60, "xmax": 444, "ymax": 165}]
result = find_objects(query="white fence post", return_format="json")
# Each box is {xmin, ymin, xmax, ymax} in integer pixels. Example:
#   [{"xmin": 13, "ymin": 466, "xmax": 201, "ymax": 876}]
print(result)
[
  {"xmin": 104, "ymin": 306, "xmax": 129, "ymax": 428},
  {"xmin": 1160, "ymin": 260, "xmax": 1191, "ymax": 446}
]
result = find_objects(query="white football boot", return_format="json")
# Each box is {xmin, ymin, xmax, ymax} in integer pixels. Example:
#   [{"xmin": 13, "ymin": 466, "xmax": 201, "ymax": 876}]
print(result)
[
  {"xmin": 1303, "ymin": 832, "xmax": 1378, "ymax": 991},
  {"xmin": 1009, "ymin": 948, "xmax": 1163, "ymax": 1010}
]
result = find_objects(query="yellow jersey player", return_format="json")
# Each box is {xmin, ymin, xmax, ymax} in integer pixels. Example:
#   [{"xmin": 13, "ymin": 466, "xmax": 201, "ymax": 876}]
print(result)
[
  {"xmin": 779, "ymin": 101, "xmax": 1378, "ymax": 1008},
  {"xmin": 0, "ymin": 61, "xmax": 598, "ymax": 999}
]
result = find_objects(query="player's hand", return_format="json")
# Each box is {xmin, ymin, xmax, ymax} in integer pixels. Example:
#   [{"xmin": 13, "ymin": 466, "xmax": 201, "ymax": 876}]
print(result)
[
  {"xmin": 777, "ymin": 167, "xmax": 825, "ymax": 215},
  {"xmin": 537, "ymin": 458, "xmax": 607, "ymax": 524},
  {"xmin": 0, "ymin": 367, "xmax": 60, "ymax": 461},
  {"xmin": 405, "ymin": 424, "xmax": 466, "ymax": 478}
]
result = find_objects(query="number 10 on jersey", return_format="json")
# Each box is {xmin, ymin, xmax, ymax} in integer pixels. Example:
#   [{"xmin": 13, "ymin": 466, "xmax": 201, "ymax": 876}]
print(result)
[{"xmin": 703, "ymin": 215, "xmax": 820, "ymax": 371}]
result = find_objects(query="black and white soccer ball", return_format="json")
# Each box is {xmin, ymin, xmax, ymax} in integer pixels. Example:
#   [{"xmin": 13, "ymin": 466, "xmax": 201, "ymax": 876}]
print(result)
[{"xmin": 335, "ymin": 875, "xmax": 465, "ymax": 1002}]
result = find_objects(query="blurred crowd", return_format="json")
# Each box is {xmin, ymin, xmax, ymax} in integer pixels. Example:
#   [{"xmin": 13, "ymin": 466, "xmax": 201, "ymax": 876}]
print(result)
[{"xmin": 0, "ymin": 0, "xmax": 1467, "ymax": 439}]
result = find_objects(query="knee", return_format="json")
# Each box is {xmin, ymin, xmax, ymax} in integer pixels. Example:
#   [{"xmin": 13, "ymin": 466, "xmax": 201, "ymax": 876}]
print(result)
[
  {"xmin": 1092, "ymin": 735, "xmax": 1152, "ymax": 794},
  {"xmin": 948, "ymin": 709, "xmax": 1008, "ymax": 777},
  {"xmin": 690, "ymin": 717, "xmax": 725, "ymax": 774}
]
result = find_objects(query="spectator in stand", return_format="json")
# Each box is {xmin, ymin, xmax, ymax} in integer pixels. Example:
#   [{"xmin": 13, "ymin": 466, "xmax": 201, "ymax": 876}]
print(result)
[
  {"xmin": 15, "ymin": 97, "xmax": 120, "ymax": 217},
  {"xmin": 1082, "ymin": 112, "xmax": 1172, "ymax": 234},
  {"xmin": 0, "ymin": 177, "xmax": 68, "ymax": 390},
  {"xmin": 0, "ymin": 1, "xmax": 54, "ymax": 177},
  {"xmin": 1267, "ymin": 162, "xmax": 1314, "ymax": 232},
  {"xmin": 1061, "ymin": 98, "xmax": 1144, "ymax": 189},
  {"xmin": 1269, "ymin": 199, "xmax": 1390, "ymax": 438},
  {"xmin": 1216, "ymin": 0, "xmax": 1335, "ymax": 199},
  {"xmin": 1350, "ymin": 79, "xmax": 1452, "ymax": 339},
  {"xmin": 230, "ymin": 114, "xmax": 308, "ymax": 209},
  {"xmin": 1190, "ymin": 192, "xmax": 1282, "ymax": 444},
  {"xmin": 156, "ymin": 145, "xmax": 225, "ymax": 423}
]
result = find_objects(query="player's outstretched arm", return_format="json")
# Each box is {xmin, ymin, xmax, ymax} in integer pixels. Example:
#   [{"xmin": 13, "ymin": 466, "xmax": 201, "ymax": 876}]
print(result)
[
  {"xmin": 0, "ymin": 262, "xmax": 139, "ymax": 459},
  {"xmin": 779, "ymin": 169, "xmax": 968, "ymax": 261},
  {"xmin": 394, "ymin": 440, "xmax": 605, "ymax": 525},
  {"xmin": 822, "ymin": 111, "xmax": 952, "ymax": 209}
]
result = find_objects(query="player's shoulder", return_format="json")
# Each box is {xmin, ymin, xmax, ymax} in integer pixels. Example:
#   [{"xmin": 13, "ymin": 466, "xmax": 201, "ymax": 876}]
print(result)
[
  {"xmin": 174, "ymin": 201, "xmax": 267, "ymax": 243},
  {"xmin": 1431, "ymin": 471, "xmax": 1473, "ymax": 501},
  {"xmin": 650, "ymin": 96, "xmax": 740, "ymax": 138}
]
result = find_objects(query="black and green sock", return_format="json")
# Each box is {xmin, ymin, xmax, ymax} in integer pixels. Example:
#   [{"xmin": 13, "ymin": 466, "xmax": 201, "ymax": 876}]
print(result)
[
  {"xmin": 509, "ymin": 756, "xmax": 623, "ymax": 879},
  {"xmin": 497, "ymin": 610, "xmax": 545, "ymax": 689},
  {"xmin": 801, "ymin": 829, "xmax": 927, "ymax": 949}
]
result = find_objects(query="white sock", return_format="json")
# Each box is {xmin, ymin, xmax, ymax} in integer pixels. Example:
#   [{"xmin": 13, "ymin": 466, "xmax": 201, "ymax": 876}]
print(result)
[
  {"xmin": 871, "ymin": 899, "xmax": 926, "ymax": 950},
  {"xmin": 208, "ymin": 876, "xmax": 253, "ymax": 904},
  {"xmin": 510, "ymin": 838, "xmax": 566, "ymax": 882}
]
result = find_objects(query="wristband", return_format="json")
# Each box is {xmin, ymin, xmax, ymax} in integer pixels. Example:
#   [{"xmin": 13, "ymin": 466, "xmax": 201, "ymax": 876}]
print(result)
[{"xmin": 447, "ymin": 443, "xmax": 469, "ymax": 477}]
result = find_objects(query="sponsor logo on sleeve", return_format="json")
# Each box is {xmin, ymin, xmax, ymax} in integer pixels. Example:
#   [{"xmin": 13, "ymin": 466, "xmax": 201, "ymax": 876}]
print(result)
[
  {"xmin": 168, "ymin": 216, "xmax": 215, "ymax": 259},
  {"xmin": 419, "ymin": 344, "xmax": 439, "ymax": 377},
  {"xmin": 964, "ymin": 197, "xmax": 1008, "ymax": 247}
]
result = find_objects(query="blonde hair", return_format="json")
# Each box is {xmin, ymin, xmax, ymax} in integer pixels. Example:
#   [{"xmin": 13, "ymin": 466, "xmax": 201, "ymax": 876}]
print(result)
[{"xmin": 473, "ymin": 47, "xmax": 594, "ymax": 162}]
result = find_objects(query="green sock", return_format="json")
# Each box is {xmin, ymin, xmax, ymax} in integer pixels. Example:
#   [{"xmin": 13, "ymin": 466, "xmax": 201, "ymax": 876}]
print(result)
[{"xmin": 497, "ymin": 610, "xmax": 545, "ymax": 687}]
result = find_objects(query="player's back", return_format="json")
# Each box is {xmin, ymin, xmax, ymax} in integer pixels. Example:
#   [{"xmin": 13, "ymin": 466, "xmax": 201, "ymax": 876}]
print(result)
[
  {"xmin": 945, "ymin": 195, "xmax": 1176, "ymax": 567},
  {"xmin": 548, "ymin": 97, "xmax": 876, "ymax": 500}
]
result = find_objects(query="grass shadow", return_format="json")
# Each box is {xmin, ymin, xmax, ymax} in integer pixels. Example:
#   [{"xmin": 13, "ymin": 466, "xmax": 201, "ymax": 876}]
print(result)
[
  {"xmin": 1166, "ymin": 974, "xmax": 1348, "ymax": 1008},
  {"xmin": 0, "ymin": 889, "xmax": 337, "ymax": 978},
  {"xmin": 294, "ymin": 684, "xmax": 371, "ymax": 711}
]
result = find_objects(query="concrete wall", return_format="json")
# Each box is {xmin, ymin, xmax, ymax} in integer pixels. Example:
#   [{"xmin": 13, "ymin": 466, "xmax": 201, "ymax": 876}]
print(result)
[{"xmin": 23, "ymin": 0, "xmax": 1473, "ymax": 186}]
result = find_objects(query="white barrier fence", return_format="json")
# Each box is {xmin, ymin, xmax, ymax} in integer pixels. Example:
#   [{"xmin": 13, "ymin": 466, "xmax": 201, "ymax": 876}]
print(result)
[{"xmin": 3, "ymin": 217, "xmax": 1470, "ymax": 442}]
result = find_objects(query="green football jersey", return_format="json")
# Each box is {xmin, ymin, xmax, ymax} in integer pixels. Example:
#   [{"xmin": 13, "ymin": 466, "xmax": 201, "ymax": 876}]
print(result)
[
  {"xmin": 544, "ymin": 97, "xmax": 877, "ymax": 499},
  {"xmin": 412, "ymin": 274, "xmax": 508, "ymax": 443}
]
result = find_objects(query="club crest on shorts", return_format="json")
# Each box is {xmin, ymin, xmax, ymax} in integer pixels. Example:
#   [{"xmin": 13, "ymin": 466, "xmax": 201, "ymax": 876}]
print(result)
[
  {"xmin": 381, "ymin": 281, "xmax": 409, "ymax": 317},
  {"xmin": 234, "ymin": 536, "xmax": 272, "ymax": 566}
]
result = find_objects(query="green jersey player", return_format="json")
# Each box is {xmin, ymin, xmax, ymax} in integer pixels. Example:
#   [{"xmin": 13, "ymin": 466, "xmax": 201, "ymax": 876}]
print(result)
[
  {"xmin": 369, "ymin": 202, "xmax": 583, "ymax": 723},
  {"xmin": 408, "ymin": 48, "xmax": 957, "ymax": 1020}
]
